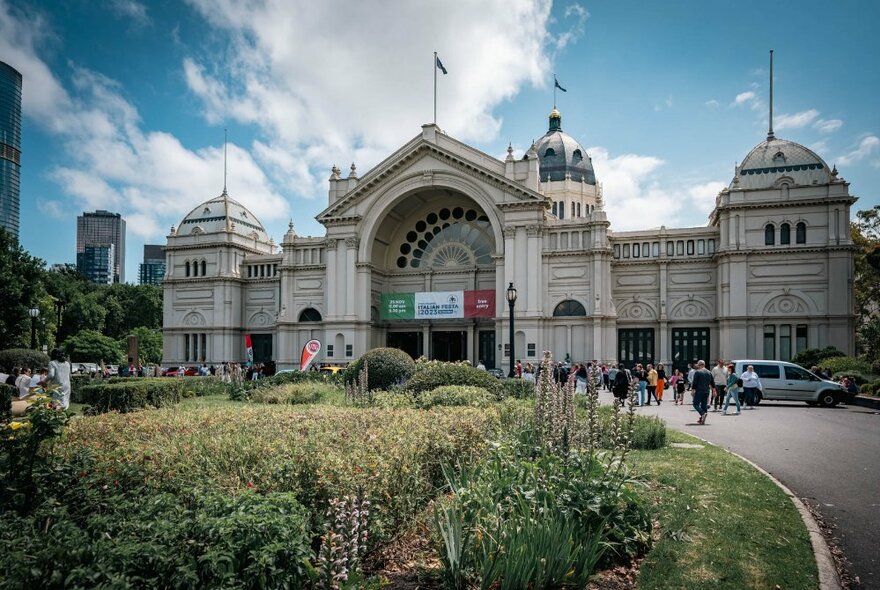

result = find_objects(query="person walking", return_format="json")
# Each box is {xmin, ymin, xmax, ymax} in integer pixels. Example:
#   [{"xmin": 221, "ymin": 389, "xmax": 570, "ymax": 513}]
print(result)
[
  {"xmin": 646, "ymin": 364, "xmax": 659, "ymax": 405},
  {"xmin": 669, "ymin": 369, "xmax": 681, "ymax": 405},
  {"xmin": 711, "ymin": 359, "xmax": 728, "ymax": 412},
  {"xmin": 633, "ymin": 364, "xmax": 648, "ymax": 406},
  {"xmin": 691, "ymin": 360, "xmax": 713, "ymax": 424},
  {"xmin": 656, "ymin": 363, "xmax": 667, "ymax": 402},
  {"xmin": 722, "ymin": 364, "xmax": 742, "ymax": 415},
  {"xmin": 612, "ymin": 363, "xmax": 630, "ymax": 405},
  {"xmin": 575, "ymin": 363, "xmax": 588, "ymax": 394},
  {"xmin": 46, "ymin": 348, "xmax": 72, "ymax": 410},
  {"xmin": 741, "ymin": 365, "xmax": 762, "ymax": 409}
]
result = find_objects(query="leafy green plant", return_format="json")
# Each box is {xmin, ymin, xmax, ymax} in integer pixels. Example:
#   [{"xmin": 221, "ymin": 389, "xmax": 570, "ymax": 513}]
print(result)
[
  {"xmin": 344, "ymin": 348, "xmax": 415, "ymax": 391},
  {"xmin": 499, "ymin": 378, "xmax": 534, "ymax": 400},
  {"xmin": 791, "ymin": 345, "xmax": 845, "ymax": 368},
  {"xmin": 418, "ymin": 385, "xmax": 494, "ymax": 408},
  {"xmin": 0, "ymin": 383, "xmax": 13, "ymax": 422},
  {"xmin": 406, "ymin": 360, "xmax": 501, "ymax": 399},
  {"xmin": 78, "ymin": 378, "xmax": 183, "ymax": 413},
  {"xmin": 0, "ymin": 348, "xmax": 50, "ymax": 372},
  {"xmin": 345, "ymin": 361, "xmax": 372, "ymax": 406},
  {"xmin": 249, "ymin": 382, "xmax": 340, "ymax": 405},
  {"xmin": 819, "ymin": 355, "xmax": 872, "ymax": 375}
]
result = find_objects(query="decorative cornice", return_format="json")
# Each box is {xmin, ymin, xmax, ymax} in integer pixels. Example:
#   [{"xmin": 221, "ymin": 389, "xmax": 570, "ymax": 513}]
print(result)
[{"xmin": 345, "ymin": 237, "xmax": 361, "ymax": 249}]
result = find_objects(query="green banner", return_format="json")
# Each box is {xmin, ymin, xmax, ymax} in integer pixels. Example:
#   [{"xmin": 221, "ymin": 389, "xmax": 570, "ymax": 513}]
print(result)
[{"xmin": 380, "ymin": 292, "xmax": 415, "ymax": 320}]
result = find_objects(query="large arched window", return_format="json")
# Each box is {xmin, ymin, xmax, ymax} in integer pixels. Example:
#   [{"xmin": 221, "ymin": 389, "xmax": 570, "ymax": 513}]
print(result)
[
  {"xmin": 299, "ymin": 308, "xmax": 322, "ymax": 322},
  {"xmin": 394, "ymin": 206, "xmax": 494, "ymax": 270},
  {"xmin": 765, "ymin": 224, "xmax": 776, "ymax": 246},
  {"xmin": 185, "ymin": 261, "xmax": 190, "ymax": 277},
  {"xmin": 553, "ymin": 299, "xmax": 587, "ymax": 317},
  {"xmin": 796, "ymin": 222, "xmax": 806, "ymax": 244},
  {"xmin": 544, "ymin": 147, "xmax": 556, "ymax": 157},
  {"xmin": 780, "ymin": 223, "xmax": 791, "ymax": 245}
]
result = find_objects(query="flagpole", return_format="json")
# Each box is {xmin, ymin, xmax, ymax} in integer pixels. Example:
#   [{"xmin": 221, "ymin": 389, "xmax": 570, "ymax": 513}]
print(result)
[
  {"xmin": 433, "ymin": 51, "xmax": 437, "ymax": 124},
  {"xmin": 553, "ymin": 73, "xmax": 556, "ymax": 108}
]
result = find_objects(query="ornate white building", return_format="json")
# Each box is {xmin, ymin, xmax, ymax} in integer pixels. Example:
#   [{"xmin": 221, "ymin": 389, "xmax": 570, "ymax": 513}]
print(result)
[{"xmin": 162, "ymin": 108, "xmax": 856, "ymax": 371}]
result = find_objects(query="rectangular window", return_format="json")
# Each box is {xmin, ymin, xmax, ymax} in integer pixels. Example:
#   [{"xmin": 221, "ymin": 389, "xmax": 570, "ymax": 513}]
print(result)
[
  {"xmin": 780, "ymin": 325, "xmax": 791, "ymax": 361},
  {"xmin": 763, "ymin": 325, "xmax": 776, "ymax": 359},
  {"xmin": 642, "ymin": 242, "xmax": 650, "ymax": 257},
  {"xmin": 753, "ymin": 363, "xmax": 780, "ymax": 379},
  {"xmin": 697, "ymin": 239, "xmax": 705, "ymax": 254},
  {"xmin": 200, "ymin": 334, "xmax": 207, "ymax": 362},
  {"xmin": 571, "ymin": 202, "xmax": 576, "ymax": 218},
  {"xmin": 686, "ymin": 240, "xmax": 695, "ymax": 255},
  {"xmin": 184, "ymin": 334, "xmax": 190, "ymax": 362},
  {"xmin": 192, "ymin": 333, "xmax": 199, "ymax": 363},
  {"xmin": 613, "ymin": 244, "xmax": 621, "ymax": 258},
  {"xmin": 652, "ymin": 242, "xmax": 660, "ymax": 257},
  {"xmin": 346, "ymin": 344, "xmax": 353, "ymax": 357},
  {"xmin": 623, "ymin": 244, "xmax": 630, "ymax": 258},
  {"xmin": 633, "ymin": 243, "xmax": 640, "ymax": 258},
  {"xmin": 527, "ymin": 343, "xmax": 536, "ymax": 356},
  {"xmin": 327, "ymin": 344, "xmax": 334, "ymax": 357},
  {"xmin": 504, "ymin": 343, "xmax": 510, "ymax": 357},
  {"xmin": 708, "ymin": 239, "xmax": 716, "ymax": 254},
  {"xmin": 577, "ymin": 203, "xmax": 582, "ymax": 217},
  {"xmin": 666, "ymin": 241, "xmax": 674, "ymax": 256},
  {"xmin": 796, "ymin": 324, "xmax": 808, "ymax": 353},
  {"xmin": 676, "ymin": 240, "xmax": 684, "ymax": 255}
]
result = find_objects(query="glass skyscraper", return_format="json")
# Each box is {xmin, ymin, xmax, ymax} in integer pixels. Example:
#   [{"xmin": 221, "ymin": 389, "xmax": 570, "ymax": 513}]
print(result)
[
  {"xmin": 138, "ymin": 244, "xmax": 166, "ymax": 285},
  {"xmin": 77, "ymin": 210, "xmax": 126, "ymax": 283},
  {"xmin": 0, "ymin": 61, "xmax": 22, "ymax": 241},
  {"xmin": 77, "ymin": 244, "xmax": 115, "ymax": 285}
]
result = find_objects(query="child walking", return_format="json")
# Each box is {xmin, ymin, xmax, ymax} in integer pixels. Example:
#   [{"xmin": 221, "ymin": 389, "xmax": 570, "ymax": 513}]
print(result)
[{"xmin": 723, "ymin": 363, "xmax": 742, "ymax": 415}]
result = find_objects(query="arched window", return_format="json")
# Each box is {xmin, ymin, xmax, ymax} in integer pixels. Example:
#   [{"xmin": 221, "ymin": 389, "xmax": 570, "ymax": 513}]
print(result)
[
  {"xmin": 544, "ymin": 148, "xmax": 556, "ymax": 157},
  {"xmin": 192, "ymin": 260, "xmax": 199, "ymax": 277},
  {"xmin": 558, "ymin": 201, "xmax": 564, "ymax": 219},
  {"xmin": 796, "ymin": 222, "xmax": 806, "ymax": 244},
  {"xmin": 200, "ymin": 260, "xmax": 207, "ymax": 276},
  {"xmin": 572, "ymin": 149, "xmax": 583, "ymax": 161},
  {"xmin": 553, "ymin": 299, "xmax": 587, "ymax": 317},
  {"xmin": 577, "ymin": 203, "xmax": 582, "ymax": 217},
  {"xmin": 765, "ymin": 224, "xmax": 776, "ymax": 246},
  {"xmin": 185, "ymin": 261, "xmax": 190, "ymax": 277},
  {"xmin": 552, "ymin": 202, "xmax": 558, "ymax": 216},
  {"xmin": 299, "ymin": 308, "xmax": 322, "ymax": 322},
  {"xmin": 780, "ymin": 223, "xmax": 791, "ymax": 245}
]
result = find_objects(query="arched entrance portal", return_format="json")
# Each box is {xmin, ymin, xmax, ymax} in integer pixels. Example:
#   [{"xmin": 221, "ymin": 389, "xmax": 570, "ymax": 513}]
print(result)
[{"xmin": 370, "ymin": 188, "xmax": 498, "ymax": 366}]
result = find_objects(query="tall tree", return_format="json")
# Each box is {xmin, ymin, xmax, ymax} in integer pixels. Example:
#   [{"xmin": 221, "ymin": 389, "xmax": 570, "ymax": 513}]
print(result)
[
  {"xmin": 853, "ymin": 205, "xmax": 880, "ymax": 360},
  {"xmin": 0, "ymin": 230, "xmax": 47, "ymax": 349}
]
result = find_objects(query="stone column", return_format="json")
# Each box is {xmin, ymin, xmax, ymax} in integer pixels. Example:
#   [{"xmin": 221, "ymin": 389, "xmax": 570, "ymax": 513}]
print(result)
[
  {"xmin": 345, "ymin": 237, "xmax": 359, "ymax": 320},
  {"xmin": 325, "ymin": 239, "xmax": 338, "ymax": 319}
]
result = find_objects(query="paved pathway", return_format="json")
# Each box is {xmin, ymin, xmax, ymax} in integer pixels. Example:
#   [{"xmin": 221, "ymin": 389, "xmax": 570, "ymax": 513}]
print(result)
[{"xmin": 598, "ymin": 389, "xmax": 880, "ymax": 588}]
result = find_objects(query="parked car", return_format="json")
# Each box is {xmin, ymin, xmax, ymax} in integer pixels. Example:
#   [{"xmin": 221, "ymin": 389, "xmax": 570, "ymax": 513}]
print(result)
[
  {"xmin": 488, "ymin": 368, "xmax": 505, "ymax": 379},
  {"xmin": 319, "ymin": 365, "xmax": 346, "ymax": 375},
  {"xmin": 161, "ymin": 366, "xmax": 198, "ymax": 377},
  {"xmin": 107, "ymin": 364, "xmax": 119, "ymax": 376},
  {"xmin": 75, "ymin": 362, "xmax": 98, "ymax": 375},
  {"xmin": 732, "ymin": 360, "xmax": 847, "ymax": 407}
]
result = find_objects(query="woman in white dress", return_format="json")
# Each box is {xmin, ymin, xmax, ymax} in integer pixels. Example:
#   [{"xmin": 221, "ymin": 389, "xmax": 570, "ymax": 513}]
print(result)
[{"xmin": 47, "ymin": 348, "xmax": 72, "ymax": 409}]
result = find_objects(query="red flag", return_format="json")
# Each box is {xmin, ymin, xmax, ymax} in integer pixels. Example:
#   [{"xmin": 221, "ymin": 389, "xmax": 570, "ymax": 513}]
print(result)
[
  {"xmin": 300, "ymin": 339, "xmax": 321, "ymax": 371},
  {"xmin": 245, "ymin": 334, "xmax": 253, "ymax": 365}
]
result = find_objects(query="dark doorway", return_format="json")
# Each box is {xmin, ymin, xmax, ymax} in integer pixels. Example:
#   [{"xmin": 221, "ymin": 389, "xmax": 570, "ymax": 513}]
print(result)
[
  {"xmin": 432, "ymin": 331, "xmax": 467, "ymax": 362},
  {"xmin": 250, "ymin": 334, "xmax": 273, "ymax": 363},
  {"xmin": 618, "ymin": 328, "xmax": 654, "ymax": 368},
  {"xmin": 478, "ymin": 330, "xmax": 496, "ymax": 369},
  {"xmin": 671, "ymin": 328, "xmax": 710, "ymax": 374},
  {"xmin": 387, "ymin": 331, "xmax": 422, "ymax": 359}
]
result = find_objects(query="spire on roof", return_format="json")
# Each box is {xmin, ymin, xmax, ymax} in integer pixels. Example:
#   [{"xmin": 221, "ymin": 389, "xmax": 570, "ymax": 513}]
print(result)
[{"xmin": 768, "ymin": 49, "xmax": 775, "ymax": 140}]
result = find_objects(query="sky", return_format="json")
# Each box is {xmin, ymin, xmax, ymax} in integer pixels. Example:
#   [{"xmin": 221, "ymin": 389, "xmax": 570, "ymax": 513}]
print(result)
[{"xmin": 4, "ymin": 0, "xmax": 879, "ymax": 282}]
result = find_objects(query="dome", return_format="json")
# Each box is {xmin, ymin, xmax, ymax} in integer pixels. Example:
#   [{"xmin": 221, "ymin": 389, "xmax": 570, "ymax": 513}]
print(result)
[
  {"xmin": 177, "ymin": 190, "xmax": 270, "ymax": 241},
  {"xmin": 733, "ymin": 136, "xmax": 830, "ymax": 190},
  {"xmin": 534, "ymin": 108, "xmax": 597, "ymax": 185}
]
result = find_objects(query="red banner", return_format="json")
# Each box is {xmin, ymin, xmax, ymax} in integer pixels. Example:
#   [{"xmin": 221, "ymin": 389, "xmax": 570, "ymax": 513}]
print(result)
[
  {"xmin": 300, "ymin": 339, "xmax": 321, "ymax": 371},
  {"xmin": 245, "ymin": 334, "xmax": 253, "ymax": 365},
  {"xmin": 464, "ymin": 289, "xmax": 495, "ymax": 318}
]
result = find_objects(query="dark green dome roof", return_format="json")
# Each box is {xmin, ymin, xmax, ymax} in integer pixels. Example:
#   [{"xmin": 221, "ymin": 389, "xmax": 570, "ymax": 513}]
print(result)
[{"xmin": 534, "ymin": 108, "xmax": 596, "ymax": 185}]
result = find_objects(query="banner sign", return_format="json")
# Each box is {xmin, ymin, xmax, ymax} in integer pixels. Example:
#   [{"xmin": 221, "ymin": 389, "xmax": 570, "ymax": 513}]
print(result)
[
  {"xmin": 244, "ymin": 334, "xmax": 254, "ymax": 366},
  {"xmin": 380, "ymin": 290, "xmax": 495, "ymax": 320},
  {"xmin": 300, "ymin": 339, "xmax": 321, "ymax": 371}
]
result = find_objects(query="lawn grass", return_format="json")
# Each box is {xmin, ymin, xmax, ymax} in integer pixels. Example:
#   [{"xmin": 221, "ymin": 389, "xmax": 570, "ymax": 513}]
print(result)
[{"xmin": 631, "ymin": 429, "xmax": 817, "ymax": 589}]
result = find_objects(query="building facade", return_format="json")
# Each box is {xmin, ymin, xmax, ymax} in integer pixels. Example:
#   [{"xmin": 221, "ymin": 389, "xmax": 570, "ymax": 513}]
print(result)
[
  {"xmin": 0, "ymin": 61, "xmax": 22, "ymax": 241},
  {"xmin": 163, "ymin": 110, "xmax": 856, "ymax": 370},
  {"xmin": 139, "ymin": 244, "xmax": 166, "ymax": 285},
  {"xmin": 77, "ymin": 243, "xmax": 115, "ymax": 285},
  {"xmin": 77, "ymin": 210, "xmax": 126, "ymax": 283}
]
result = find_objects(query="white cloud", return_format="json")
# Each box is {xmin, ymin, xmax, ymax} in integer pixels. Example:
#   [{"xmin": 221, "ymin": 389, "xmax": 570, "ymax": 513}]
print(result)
[
  {"xmin": 183, "ymin": 0, "xmax": 558, "ymax": 199},
  {"xmin": 733, "ymin": 91, "xmax": 756, "ymax": 106},
  {"xmin": 687, "ymin": 181, "xmax": 726, "ymax": 215},
  {"xmin": 37, "ymin": 199, "xmax": 65, "ymax": 219},
  {"xmin": 775, "ymin": 109, "xmax": 819, "ymax": 130},
  {"xmin": 0, "ymin": 0, "xmax": 287, "ymax": 244},
  {"xmin": 109, "ymin": 0, "xmax": 149, "ymax": 25},
  {"xmin": 813, "ymin": 118, "xmax": 843, "ymax": 133},
  {"xmin": 704, "ymin": 99, "xmax": 720, "ymax": 108},
  {"xmin": 836, "ymin": 135, "xmax": 880, "ymax": 166}
]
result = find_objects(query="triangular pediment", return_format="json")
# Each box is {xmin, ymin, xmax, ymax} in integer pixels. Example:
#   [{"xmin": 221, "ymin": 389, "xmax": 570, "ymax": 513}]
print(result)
[{"xmin": 317, "ymin": 126, "xmax": 545, "ymax": 223}]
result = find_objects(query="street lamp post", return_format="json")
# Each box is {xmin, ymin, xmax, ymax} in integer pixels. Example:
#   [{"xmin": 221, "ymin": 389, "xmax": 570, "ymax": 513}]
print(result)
[
  {"xmin": 54, "ymin": 299, "xmax": 65, "ymax": 346},
  {"xmin": 28, "ymin": 307, "xmax": 40, "ymax": 350},
  {"xmin": 506, "ymin": 283, "xmax": 517, "ymax": 378}
]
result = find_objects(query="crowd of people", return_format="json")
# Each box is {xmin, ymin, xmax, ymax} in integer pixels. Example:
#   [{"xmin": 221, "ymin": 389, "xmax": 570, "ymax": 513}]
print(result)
[{"xmin": 1, "ymin": 348, "xmax": 72, "ymax": 409}]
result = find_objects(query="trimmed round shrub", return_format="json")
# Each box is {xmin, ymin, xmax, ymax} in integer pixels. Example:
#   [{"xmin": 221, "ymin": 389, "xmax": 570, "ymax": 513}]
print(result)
[
  {"xmin": 405, "ymin": 360, "xmax": 501, "ymax": 398},
  {"xmin": 832, "ymin": 370, "xmax": 874, "ymax": 385},
  {"xmin": 0, "ymin": 349, "xmax": 50, "ymax": 372},
  {"xmin": 818, "ymin": 356, "xmax": 871, "ymax": 375},
  {"xmin": 500, "ymin": 378, "xmax": 535, "ymax": 400},
  {"xmin": 860, "ymin": 383, "xmax": 874, "ymax": 395},
  {"xmin": 791, "ymin": 346, "xmax": 845, "ymax": 368},
  {"xmin": 344, "ymin": 347, "xmax": 416, "ymax": 391},
  {"xmin": 418, "ymin": 385, "xmax": 494, "ymax": 408}
]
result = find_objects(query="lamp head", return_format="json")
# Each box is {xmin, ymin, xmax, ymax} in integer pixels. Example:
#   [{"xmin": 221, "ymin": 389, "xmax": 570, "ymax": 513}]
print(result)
[
  {"xmin": 506, "ymin": 282, "xmax": 517, "ymax": 304},
  {"xmin": 28, "ymin": 307, "xmax": 40, "ymax": 318}
]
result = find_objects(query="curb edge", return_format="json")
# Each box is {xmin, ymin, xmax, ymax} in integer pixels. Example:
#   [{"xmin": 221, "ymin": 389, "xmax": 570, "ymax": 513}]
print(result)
[{"xmin": 684, "ymin": 434, "xmax": 842, "ymax": 590}]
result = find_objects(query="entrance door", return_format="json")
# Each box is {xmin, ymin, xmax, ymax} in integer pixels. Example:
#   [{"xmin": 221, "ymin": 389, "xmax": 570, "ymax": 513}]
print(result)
[
  {"xmin": 478, "ymin": 330, "xmax": 496, "ymax": 369},
  {"xmin": 432, "ymin": 331, "xmax": 467, "ymax": 362},
  {"xmin": 618, "ymin": 329, "xmax": 654, "ymax": 367},
  {"xmin": 387, "ymin": 332, "xmax": 422, "ymax": 359},
  {"xmin": 251, "ymin": 334, "xmax": 273, "ymax": 364},
  {"xmin": 671, "ymin": 328, "xmax": 710, "ymax": 374}
]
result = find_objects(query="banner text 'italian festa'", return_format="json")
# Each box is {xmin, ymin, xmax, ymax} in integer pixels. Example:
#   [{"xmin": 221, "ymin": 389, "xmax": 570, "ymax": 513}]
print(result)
[{"xmin": 379, "ymin": 290, "xmax": 495, "ymax": 320}]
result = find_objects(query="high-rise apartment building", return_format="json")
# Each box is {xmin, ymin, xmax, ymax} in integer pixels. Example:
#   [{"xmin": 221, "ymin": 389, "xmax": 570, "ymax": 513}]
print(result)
[
  {"xmin": 77, "ymin": 243, "xmax": 114, "ymax": 285},
  {"xmin": 138, "ymin": 244, "xmax": 166, "ymax": 285},
  {"xmin": 77, "ymin": 210, "xmax": 126, "ymax": 283},
  {"xmin": 0, "ymin": 61, "xmax": 22, "ymax": 241}
]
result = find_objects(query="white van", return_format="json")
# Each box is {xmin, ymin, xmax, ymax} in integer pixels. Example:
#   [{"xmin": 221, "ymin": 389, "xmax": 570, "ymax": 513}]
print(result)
[{"xmin": 732, "ymin": 360, "xmax": 847, "ymax": 407}]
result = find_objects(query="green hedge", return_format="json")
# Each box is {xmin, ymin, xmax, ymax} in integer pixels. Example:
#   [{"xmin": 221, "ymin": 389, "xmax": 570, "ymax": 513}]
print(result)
[
  {"xmin": 249, "ymin": 382, "xmax": 340, "ymax": 405},
  {"xmin": 344, "ymin": 347, "xmax": 416, "ymax": 391},
  {"xmin": 818, "ymin": 356, "xmax": 872, "ymax": 375},
  {"xmin": 791, "ymin": 346, "xmax": 845, "ymax": 368},
  {"xmin": 79, "ymin": 379, "xmax": 184, "ymax": 413},
  {"xmin": 70, "ymin": 374, "xmax": 92, "ymax": 404},
  {"xmin": 417, "ymin": 385, "xmax": 494, "ymax": 408},
  {"xmin": 406, "ymin": 360, "xmax": 502, "ymax": 398},
  {"xmin": 0, "ymin": 349, "xmax": 50, "ymax": 372},
  {"xmin": 0, "ymin": 383, "xmax": 13, "ymax": 422},
  {"xmin": 500, "ymin": 378, "xmax": 535, "ymax": 399}
]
